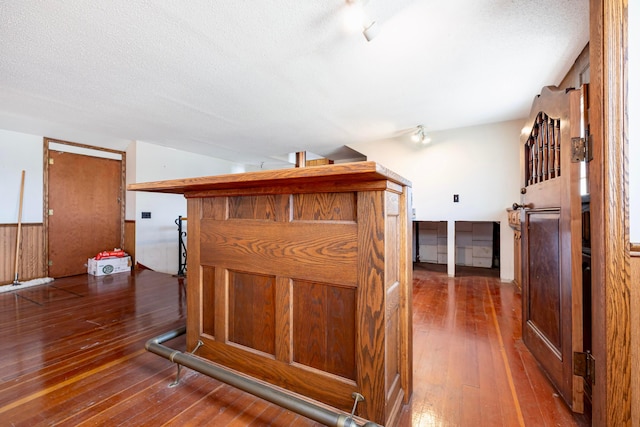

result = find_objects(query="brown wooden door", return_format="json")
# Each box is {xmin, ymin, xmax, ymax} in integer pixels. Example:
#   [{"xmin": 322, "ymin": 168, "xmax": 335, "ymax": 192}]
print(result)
[
  {"xmin": 520, "ymin": 86, "xmax": 584, "ymax": 412},
  {"xmin": 48, "ymin": 149, "xmax": 122, "ymax": 277}
]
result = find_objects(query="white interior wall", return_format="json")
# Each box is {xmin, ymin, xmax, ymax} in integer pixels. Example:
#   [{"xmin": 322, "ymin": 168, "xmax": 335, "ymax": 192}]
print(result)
[
  {"xmin": 350, "ymin": 119, "xmax": 522, "ymax": 281},
  {"xmin": 630, "ymin": 1, "xmax": 639, "ymax": 244},
  {"xmin": 0, "ymin": 129, "xmax": 44, "ymax": 223},
  {"xmin": 132, "ymin": 141, "xmax": 245, "ymax": 274}
]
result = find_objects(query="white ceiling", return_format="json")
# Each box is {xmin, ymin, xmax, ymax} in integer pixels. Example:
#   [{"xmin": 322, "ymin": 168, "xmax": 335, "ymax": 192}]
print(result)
[{"xmin": 0, "ymin": 1, "xmax": 589, "ymax": 167}]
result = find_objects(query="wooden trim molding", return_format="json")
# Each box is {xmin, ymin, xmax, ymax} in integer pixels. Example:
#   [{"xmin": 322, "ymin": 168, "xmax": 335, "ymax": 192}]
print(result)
[
  {"xmin": 124, "ymin": 220, "xmax": 136, "ymax": 264},
  {"xmin": 589, "ymin": 0, "xmax": 631, "ymax": 425},
  {"xmin": 632, "ymin": 254, "xmax": 640, "ymax": 427}
]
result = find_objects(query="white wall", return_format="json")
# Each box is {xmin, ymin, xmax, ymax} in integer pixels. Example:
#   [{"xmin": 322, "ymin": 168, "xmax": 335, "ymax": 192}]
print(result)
[
  {"xmin": 132, "ymin": 141, "xmax": 245, "ymax": 274},
  {"xmin": 0, "ymin": 129, "xmax": 44, "ymax": 223},
  {"xmin": 350, "ymin": 119, "xmax": 522, "ymax": 281},
  {"xmin": 630, "ymin": 1, "xmax": 639, "ymax": 244}
]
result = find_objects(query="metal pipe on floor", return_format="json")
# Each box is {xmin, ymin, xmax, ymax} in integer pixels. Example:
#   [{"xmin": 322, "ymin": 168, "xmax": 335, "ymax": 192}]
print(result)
[{"xmin": 145, "ymin": 327, "xmax": 381, "ymax": 427}]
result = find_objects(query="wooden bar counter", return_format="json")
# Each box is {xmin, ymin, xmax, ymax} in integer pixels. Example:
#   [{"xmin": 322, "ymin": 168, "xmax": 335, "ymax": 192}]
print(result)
[{"xmin": 128, "ymin": 161, "xmax": 413, "ymax": 426}]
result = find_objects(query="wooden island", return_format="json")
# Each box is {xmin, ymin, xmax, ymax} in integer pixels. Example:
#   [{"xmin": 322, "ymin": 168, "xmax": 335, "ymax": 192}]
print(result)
[{"xmin": 128, "ymin": 161, "xmax": 413, "ymax": 426}]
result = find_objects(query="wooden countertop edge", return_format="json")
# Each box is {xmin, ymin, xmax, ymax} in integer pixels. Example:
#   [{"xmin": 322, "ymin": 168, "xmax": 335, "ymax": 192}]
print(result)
[{"xmin": 127, "ymin": 161, "xmax": 412, "ymax": 194}]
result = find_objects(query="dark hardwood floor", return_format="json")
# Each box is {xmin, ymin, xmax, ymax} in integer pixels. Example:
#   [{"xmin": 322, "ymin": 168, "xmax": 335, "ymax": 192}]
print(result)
[{"xmin": 0, "ymin": 266, "xmax": 590, "ymax": 426}]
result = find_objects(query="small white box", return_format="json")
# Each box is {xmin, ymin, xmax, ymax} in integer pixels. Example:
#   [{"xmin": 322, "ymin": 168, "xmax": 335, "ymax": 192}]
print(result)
[{"xmin": 88, "ymin": 256, "xmax": 131, "ymax": 276}]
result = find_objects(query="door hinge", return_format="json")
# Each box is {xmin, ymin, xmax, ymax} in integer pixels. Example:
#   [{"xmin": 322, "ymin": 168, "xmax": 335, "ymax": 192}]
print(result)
[
  {"xmin": 48, "ymin": 260, "xmax": 53, "ymax": 266},
  {"xmin": 49, "ymin": 158, "xmax": 54, "ymax": 165},
  {"xmin": 571, "ymin": 135, "xmax": 593, "ymax": 163},
  {"xmin": 573, "ymin": 351, "xmax": 595, "ymax": 385}
]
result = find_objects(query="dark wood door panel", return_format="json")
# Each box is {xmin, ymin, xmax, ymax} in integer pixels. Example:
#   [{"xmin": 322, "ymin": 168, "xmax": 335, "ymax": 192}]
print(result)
[
  {"xmin": 520, "ymin": 86, "xmax": 584, "ymax": 412},
  {"xmin": 526, "ymin": 211, "xmax": 562, "ymax": 352}
]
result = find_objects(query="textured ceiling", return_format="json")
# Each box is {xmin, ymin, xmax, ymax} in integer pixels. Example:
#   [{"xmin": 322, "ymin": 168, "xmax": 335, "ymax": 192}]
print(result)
[{"xmin": 0, "ymin": 1, "xmax": 589, "ymax": 167}]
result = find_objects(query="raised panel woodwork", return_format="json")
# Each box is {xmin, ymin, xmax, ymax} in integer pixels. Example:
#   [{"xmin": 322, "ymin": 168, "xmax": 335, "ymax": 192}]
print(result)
[
  {"xmin": 0, "ymin": 223, "xmax": 46, "ymax": 284},
  {"xmin": 200, "ymin": 220, "xmax": 358, "ymax": 285},
  {"xmin": 228, "ymin": 271, "xmax": 276, "ymax": 355},
  {"xmin": 386, "ymin": 215, "xmax": 399, "ymax": 287},
  {"xmin": 293, "ymin": 192, "xmax": 356, "ymax": 221},
  {"xmin": 526, "ymin": 210, "xmax": 562, "ymax": 353},
  {"xmin": 129, "ymin": 162, "xmax": 412, "ymax": 426},
  {"xmin": 292, "ymin": 280, "xmax": 356, "ymax": 380},
  {"xmin": 229, "ymin": 195, "xmax": 290, "ymax": 221},
  {"xmin": 202, "ymin": 265, "xmax": 216, "ymax": 337},
  {"xmin": 201, "ymin": 197, "xmax": 227, "ymax": 220}
]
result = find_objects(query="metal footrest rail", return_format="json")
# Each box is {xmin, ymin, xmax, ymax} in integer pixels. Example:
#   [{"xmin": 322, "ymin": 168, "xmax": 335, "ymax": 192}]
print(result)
[{"xmin": 145, "ymin": 327, "xmax": 382, "ymax": 427}]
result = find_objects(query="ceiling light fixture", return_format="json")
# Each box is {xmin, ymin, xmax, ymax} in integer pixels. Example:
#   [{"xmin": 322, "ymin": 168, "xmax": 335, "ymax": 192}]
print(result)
[
  {"xmin": 345, "ymin": 0, "xmax": 380, "ymax": 42},
  {"xmin": 411, "ymin": 125, "xmax": 431, "ymax": 144},
  {"xmin": 362, "ymin": 20, "xmax": 380, "ymax": 42}
]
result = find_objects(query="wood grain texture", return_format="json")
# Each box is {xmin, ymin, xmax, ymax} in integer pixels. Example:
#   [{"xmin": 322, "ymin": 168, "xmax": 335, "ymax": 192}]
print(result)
[
  {"xmin": 520, "ymin": 85, "xmax": 584, "ymax": 411},
  {"xmin": 632, "ymin": 254, "xmax": 640, "ymax": 427},
  {"xmin": 399, "ymin": 187, "xmax": 413, "ymax": 403},
  {"xmin": 526, "ymin": 211, "xmax": 562, "ymax": 352},
  {"xmin": 0, "ymin": 265, "xmax": 593, "ymax": 426},
  {"xmin": 293, "ymin": 192, "xmax": 356, "ymax": 221},
  {"xmin": 48, "ymin": 150, "xmax": 122, "ymax": 277},
  {"xmin": 200, "ymin": 220, "xmax": 358, "ymax": 286},
  {"xmin": 228, "ymin": 271, "xmax": 276, "ymax": 355},
  {"xmin": 0, "ymin": 223, "xmax": 46, "ymax": 284},
  {"xmin": 292, "ymin": 280, "xmax": 356, "ymax": 380},
  {"xmin": 186, "ymin": 198, "xmax": 203, "ymax": 350},
  {"xmin": 275, "ymin": 276, "xmax": 292, "ymax": 363},
  {"xmin": 128, "ymin": 161, "xmax": 412, "ymax": 194},
  {"xmin": 123, "ymin": 220, "xmax": 135, "ymax": 264},
  {"xmin": 229, "ymin": 194, "xmax": 290, "ymax": 221},
  {"xmin": 201, "ymin": 266, "xmax": 216, "ymax": 337},
  {"xmin": 135, "ymin": 163, "xmax": 414, "ymax": 426},
  {"xmin": 194, "ymin": 337, "xmax": 358, "ymax": 412},
  {"xmin": 589, "ymin": 0, "xmax": 631, "ymax": 425},
  {"xmin": 356, "ymin": 190, "xmax": 386, "ymax": 424}
]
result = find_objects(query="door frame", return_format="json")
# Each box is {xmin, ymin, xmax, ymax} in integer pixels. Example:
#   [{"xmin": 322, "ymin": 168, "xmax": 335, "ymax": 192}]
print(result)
[
  {"xmin": 589, "ymin": 0, "xmax": 631, "ymax": 425},
  {"xmin": 43, "ymin": 138, "xmax": 126, "ymax": 276}
]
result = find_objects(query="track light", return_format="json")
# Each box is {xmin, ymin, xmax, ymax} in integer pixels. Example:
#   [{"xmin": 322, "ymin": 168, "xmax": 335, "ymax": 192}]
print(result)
[
  {"xmin": 411, "ymin": 125, "xmax": 431, "ymax": 144},
  {"xmin": 363, "ymin": 20, "xmax": 380, "ymax": 42},
  {"xmin": 345, "ymin": 0, "xmax": 380, "ymax": 42}
]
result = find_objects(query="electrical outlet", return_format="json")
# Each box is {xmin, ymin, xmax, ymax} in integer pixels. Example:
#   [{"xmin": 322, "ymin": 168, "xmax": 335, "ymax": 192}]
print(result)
[
  {"xmin": 453, "ymin": 194, "xmax": 459, "ymax": 203},
  {"xmin": 141, "ymin": 212, "xmax": 151, "ymax": 219}
]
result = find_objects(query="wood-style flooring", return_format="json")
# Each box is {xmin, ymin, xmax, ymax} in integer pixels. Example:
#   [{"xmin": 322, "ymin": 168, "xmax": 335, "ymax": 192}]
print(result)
[{"xmin": 0, "ymin": 265, "xmax": 591, "ymax": 426}]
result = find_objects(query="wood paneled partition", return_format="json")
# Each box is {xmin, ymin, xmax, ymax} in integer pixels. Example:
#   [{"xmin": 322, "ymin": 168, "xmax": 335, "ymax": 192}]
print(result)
[
  {"xmin": 129, "ymin": 162, "xmax": 413, "ymax": 426},
  {"xmin": 0, "ymin": 223, "xmax": 46, "ymax": 284}
]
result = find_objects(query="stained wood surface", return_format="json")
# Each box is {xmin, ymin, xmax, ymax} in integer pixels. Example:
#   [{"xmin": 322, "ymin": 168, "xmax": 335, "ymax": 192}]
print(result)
[
  {"xmin": 153, "ymin": 164, "xmax": 413, "ymax": 426},
  {"xmin": 0, "ymin": 223, "xmax": 46, "ymax": 284},
  {"xmin": 632, "ymin": 254, "xmax": 640, "ymax": 427},
  {"xmin": 48, "ymin": 150, "xmax": 122, "ymax": 277},
  {"xmin": 588, "ymin": 0, "xmax": 631, "ymax": 425},
  {"xmin": 124, "ymin": 220, "xmax": 136, "ymax": 264},
  {"xmin": 520, "ymin": 86, "xmax": 583, "ymax": 411},
  {"xmin": 127, "ymin": 161, "xmax": 411, "ymax": 194},
  {"xmin": 0, "ymin": 266, "xmax": 592, "ymax": 426}
]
